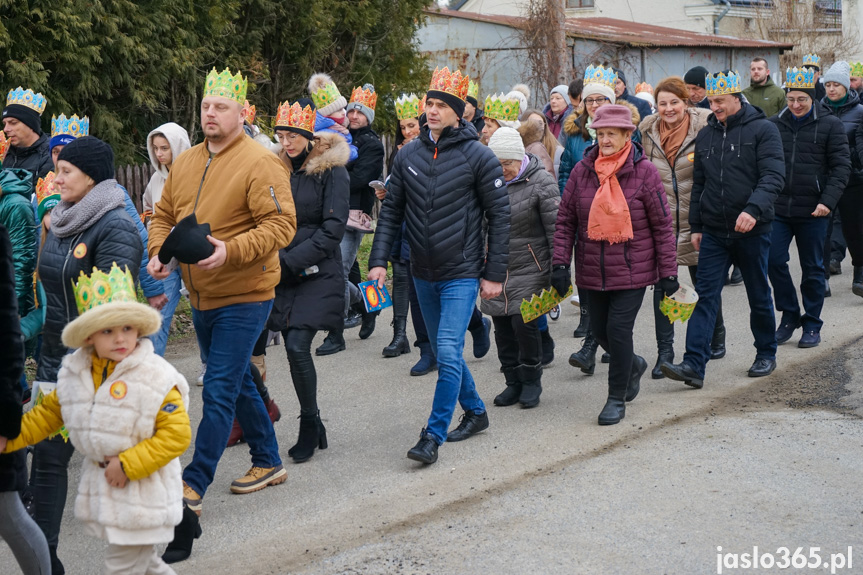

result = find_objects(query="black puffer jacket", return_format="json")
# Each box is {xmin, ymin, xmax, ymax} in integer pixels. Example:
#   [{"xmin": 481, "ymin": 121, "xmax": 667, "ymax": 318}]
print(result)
[
  {"xmin": 269, "ymin": 133, "xmax": 350, "ymax": 332},
  {"xmin": 369, "ymin": 120, "xmax": 510, "ymax": 283},
  {"xmin": 347, "ymin": 126, "xmax": 384, "ymax": 215},
  {"xmin": 823, "ymin": 90, "xmax": 863, "ymax": 189},
  {"xmin": 37, "ymin": 203, "xmax": 142, "ymax": 382},
  {"xmin": 480, "ymin": 155, "xmax": 558, "ymax": 317},
  {"xmin": 769, "ymin": 102, "xmax": 850, "ymax": 219},
  {"xmin": 690, "ymin": 102, "xmax": 785, "ymax": 238},
  {"xmin": 2, "ymin": 132, "xmax": 52, "ymax": 186}
]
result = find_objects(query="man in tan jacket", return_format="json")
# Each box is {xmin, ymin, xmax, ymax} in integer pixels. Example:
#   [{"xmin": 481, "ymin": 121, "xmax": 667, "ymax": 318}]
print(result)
[{"xmin": 147, "ymin": 68, "xmax": 296, "ymax": 563}]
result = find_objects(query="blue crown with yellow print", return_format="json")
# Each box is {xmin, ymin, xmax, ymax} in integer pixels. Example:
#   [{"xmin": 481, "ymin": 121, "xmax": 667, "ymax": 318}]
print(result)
[
  {"xmin": 705, "ymin": 71, "xmax": 741, "ymax": 96},
  {"xmin": 785, "ymin": 67, "xmax": 816, "ymax": 90},
  {"xmin": 51, "ymin": 114, "xmax": 90, "ymax": 138},
  {"xmin": 803, "ymin": 53, "xmax": 822, "ymax": 68},
  {"xmin": 583, "ymin": 65, "xmax": 618, "ymax": 90},
  {"xmin": 6, "ymin": 87, "xmax": 47, "ymax": 114}
]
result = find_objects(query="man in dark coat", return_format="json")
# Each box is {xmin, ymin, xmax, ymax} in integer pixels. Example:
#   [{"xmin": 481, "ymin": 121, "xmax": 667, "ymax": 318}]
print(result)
[
  {"xmin": 2, "ymin": 87, "xmax": 52, "ymax": 185},
  {"xmin": 613, "ymin": 68, "xmax": 653, "ymax": 118},
  {"xmin": 662, "ymin": 71, "xmax": 786, "ymax": 387},
  {"xmin": 368, "ymin": 67, "xmax": 510, "ymax": 465},
  {"xmin": 684, "ymin": 66, "xmax": 711, "ymax": 110},
  {"xmin": 767, "ymin": 71, "xmax": 850, "ymax": 348}
]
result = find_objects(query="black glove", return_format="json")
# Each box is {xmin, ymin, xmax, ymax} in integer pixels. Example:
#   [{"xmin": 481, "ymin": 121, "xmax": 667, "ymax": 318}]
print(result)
[
  {"xmin": 551, "ymin": 265, "xmax": 572, "ymax": 297},
  {"xmin": 658, "ymin": 276, "xmax": 680, "ymax": 297}
]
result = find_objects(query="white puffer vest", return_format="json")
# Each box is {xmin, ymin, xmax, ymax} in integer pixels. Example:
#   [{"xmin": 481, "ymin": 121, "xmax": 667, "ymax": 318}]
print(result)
[{"xmin": 56, "ymin": 339, "xmax": 190, "ymax": 545}]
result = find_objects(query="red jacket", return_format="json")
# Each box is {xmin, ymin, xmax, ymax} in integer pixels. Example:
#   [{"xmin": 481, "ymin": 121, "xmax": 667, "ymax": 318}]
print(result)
[{"xmin": 553, "ymin": 143, "xmax": 677, "ymax": 291}]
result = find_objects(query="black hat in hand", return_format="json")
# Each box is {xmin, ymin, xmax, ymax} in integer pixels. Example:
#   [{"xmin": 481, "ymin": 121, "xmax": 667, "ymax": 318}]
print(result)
[{"xmin": 158, "ymin": 213, "xmax": 215, "ymax": 264}]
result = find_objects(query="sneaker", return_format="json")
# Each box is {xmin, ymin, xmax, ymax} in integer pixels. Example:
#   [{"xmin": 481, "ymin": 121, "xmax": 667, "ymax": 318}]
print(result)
[
  {"xmin": 548, "ymin": 305, "xmax": 560, "ymax": 321},
  {"xmin": 229, "ymin": 465, "xmax": 287, "ymax": 494},
  {"xmin": 407, "ymin": 429, "xmax": 439, "ymax": 464},
  {"xmin": 344, "ymin": 310, "xmax": 362, "ymax": 329},
  {"xmin": 183, "ymin": 481, "xmax": 203, "ymax": 515},
  {"xmin": 196, "ymin": 363, "xmax": 206, "ymax": 386},
  {"xmin": 446, "ymin": 409, "xmax": 489, "ymax": 442},
  {"xmin": 570, "ymin": 294, "xmax": 580, "ymax": 306}
]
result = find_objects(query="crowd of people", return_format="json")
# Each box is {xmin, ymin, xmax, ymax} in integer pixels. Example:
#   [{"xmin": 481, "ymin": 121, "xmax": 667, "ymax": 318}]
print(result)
[{"xmin": 0, "ymin": 50, "xmax": 860, "ymax": 573}]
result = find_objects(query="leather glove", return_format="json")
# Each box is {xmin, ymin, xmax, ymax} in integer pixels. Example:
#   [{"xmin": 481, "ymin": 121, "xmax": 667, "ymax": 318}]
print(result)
[
  {"xmin": 658, "ymin": 276, "xmax": 680, "ymax": 297},
  {"xmin": 551, "ymin": 265, "xmax": 572, "ymax": 297}
]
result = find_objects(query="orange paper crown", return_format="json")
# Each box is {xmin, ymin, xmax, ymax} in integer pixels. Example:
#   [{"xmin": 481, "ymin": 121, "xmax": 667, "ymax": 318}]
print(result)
[
  {"xmin": 242, "ymin": 100, "xmax": 256, "ymax": 124},
  {"xmin": 275, "ymin": 101, "xmax": 316, "ymax": 135},
  {"xmin": 428, "ymin": 67, "xmax": 470, "ymax": 102},
  {"xmin": 36, "ymin": 171, "xmax": 57, "ymax": 204},
  {"xmin": 349, "ymin": 86, "xmax": 377, "ymax": 111},
  {"xmin": 635, "ymin": 82, "xmax": 653, "ymax": 95},
  {"xmin": 0, "ymin": 131, "xmax": 7, "ymax": 162}
]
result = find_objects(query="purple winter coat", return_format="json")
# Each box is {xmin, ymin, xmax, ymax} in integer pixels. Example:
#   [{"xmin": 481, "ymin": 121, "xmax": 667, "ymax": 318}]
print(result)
[{"xmin": 553, "ymin": 142, "xmax": 677, "ymax": 291}]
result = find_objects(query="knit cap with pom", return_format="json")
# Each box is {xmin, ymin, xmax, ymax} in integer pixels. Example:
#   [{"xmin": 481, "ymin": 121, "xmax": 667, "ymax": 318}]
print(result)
[
  {"xmin": 488, "ymin": 127, "xmax": 525, "ymax": 161},
  {"xmin": 307, "ymin": 73, "xmax": 348, "ymax": 117},
  {"xmin": 507, "ymin": 84, "xmax": 531, "ymax": 119},
  {"xmin": 823, "ymin": 61, "xmax": 851, "ymax": 91}
]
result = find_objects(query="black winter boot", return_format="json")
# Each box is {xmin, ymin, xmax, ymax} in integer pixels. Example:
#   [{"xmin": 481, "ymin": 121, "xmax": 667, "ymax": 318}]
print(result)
[
  {"xmin": 382, "ymin": 317, "xmax": 411, "ymax": 357},
  {"xmin": 853, "ymin": 266, "xmax": 863, "ymax": 297},
  {"xmin": 315, "ymin": 330, "xmax": 345, "ymax": 356},
  {"xmin": 359, "ymin": 309, "xmax": 379, "ymax": 339},
  {"xmin": 569, "ymin": 330, "xmax": 599, "ymax": 375},
  {"xmin": 494, "ymin": 366, "xmax": 522, "ymax": 406},
  {"xmin": 710, "ymin": 324, "xmax": 727, "ymax": 359},
  {"xmin": 651, "ymin": 345, "xmax": 674, "ymax": 379},
  {"xmin": 652, "ymin": 286, "xmax": 675, "ymax": 378},
  {"xmin": 517, "ymin": 363, "xmax": 543, "ymax": 408},
  {"xmin": 598, "ymin": 373, "xmax": 628, "ymax": 426},
  {"xmin": 289, "ymin": 411, "xmax": 328, "ymax": 463},
  {"xmin": 410, "ymin": 341, "xmax": 437, "ymax": 376},
  {"xmin": 540, "ymin": 329, "xmax": 555, "ymax": 367},
  {"xmin": 573, "ymin": 306, "xmax": 590, "ymax": 338},
  {"xmin": 162, "ymin": 506, "xmax": 202, "ymax": 564}
]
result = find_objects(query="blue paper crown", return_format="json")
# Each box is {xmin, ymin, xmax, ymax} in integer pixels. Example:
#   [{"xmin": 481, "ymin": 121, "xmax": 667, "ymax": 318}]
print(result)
[
  {"xmin": 6, "ymin": 87, "xmax": 47, "ymax": 114},
  {"xmin": 583, "ymin": 65, "xmax": 618, "ymax": 90},
  {"xmin": 51, "ymin": 114, "xmax": 90, "ymax": 138},
  {"xmin": 785, "ymin": 67, "xmax": 816, "ymax": 90},
  {"xmin": 803, "ymin": 53, "xmax": 822, "ymax": 68},
  {"xmin": 705, "ymin": 71, "xmax": 741, "ymax": 96}
]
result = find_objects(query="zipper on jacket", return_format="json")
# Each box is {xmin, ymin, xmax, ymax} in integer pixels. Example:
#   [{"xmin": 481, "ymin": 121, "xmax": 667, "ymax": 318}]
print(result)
[
  {"xmin": 624, "ymin": 243, "xmax": 632, "ymax": 271},
  {"xmin": 188, "ymin": 157, "xmax": 213, "ymax": 309},
  {"xmin": 61, "ymin": 233, "xmax": 84, "ymax": 324},
  {"xmin": 671, "ymin": 171, "xmax": 680, "ymax": 246},
  {"xmin": 503, "ymin": 269, "xmax": 510, "ymax": 313},
  {"xmin": 787, "ymin": 130, "xmax": 798, "ymax": 214},
  {"xmin": 425, "ymin": 146, "xmax": 438, "ymax": 273},
  {"xmin": 527, "ymin": 243, "xmax": 542, "ymax": 271},
  {"xmin": 720, "ymin": 127, "xmax": 730, "ymax": 238},
  {"xmin": 269, "ymin": 186, "xmax": 282, "ymax": 214}
]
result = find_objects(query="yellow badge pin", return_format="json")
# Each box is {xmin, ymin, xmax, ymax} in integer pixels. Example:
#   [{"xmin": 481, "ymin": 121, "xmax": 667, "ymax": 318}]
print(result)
[{"xmin": 109, "ymin": 381, "xmax": 127, "ymax": 400}]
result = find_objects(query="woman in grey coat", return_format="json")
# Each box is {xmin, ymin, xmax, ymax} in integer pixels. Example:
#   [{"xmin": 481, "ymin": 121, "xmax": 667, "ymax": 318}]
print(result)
[{"xmin": 482, "ymin": 128, "xmax": 560, "ymax": 408}]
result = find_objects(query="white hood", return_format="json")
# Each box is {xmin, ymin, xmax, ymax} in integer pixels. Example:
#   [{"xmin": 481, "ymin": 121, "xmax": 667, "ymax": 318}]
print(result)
[{"xmin": 147, "ymin": 122, "xmax": 191, "ymax": 177}]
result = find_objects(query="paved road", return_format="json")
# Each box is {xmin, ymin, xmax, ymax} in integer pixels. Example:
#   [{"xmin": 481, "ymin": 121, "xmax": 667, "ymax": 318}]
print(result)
[{"xmin": 4, "ymin": 257, "xmax": 863, "ymax": 575}]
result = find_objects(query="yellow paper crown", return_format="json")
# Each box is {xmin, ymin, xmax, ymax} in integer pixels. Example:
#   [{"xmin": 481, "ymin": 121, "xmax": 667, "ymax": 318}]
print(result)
[
  {"xmin": 242, "ymin": 100, "xmax": 256, "ymax": 124},
  {"xmin": 0, "ymin": 131, "xmax": 7, "ymax": 162},
  {"xmin": 484, "ymin": 93, "xmax": 521, "ymax": 122},
  {"xmin": 395, "ymin": 93, "xmax": 422, "ymax": 120},
  {"xmin": 349, "ymin": 85, "xmax": 377, "ymax": 111},
  {"xmin": 428, "ymin": 67, "xmax": 470, "ymax": 102},
  {"xmin": 467, "ymin": 80, "xmax": 480, "ymax": 100},
  {"xmin": 705, "ymin": 71, "xmax": 741, "ymax": 96},
  {"xmin": 73, "ymin": 264, "xmax": 138, "ymax": 315},
  {"xmin": 51, "ymin": 114, "xmax": 90, "ymax": 138},
  {"xmin": 275, "ymin": 101, "xmax": 316, "ymax": 135},
  {"xmin": 203, "ymin": 67, "xmax": 248, "ymax": 104},
  {"xmin": 6, "ymin": 87, "xmax": 47, "ymax": 114},
  {"xmin": 785, "ymin": 67, "xmax": 816, "ymax": 90},
  {"xmin": 851, "ymin": 62, "xmax": 863, "ymax": 77}
]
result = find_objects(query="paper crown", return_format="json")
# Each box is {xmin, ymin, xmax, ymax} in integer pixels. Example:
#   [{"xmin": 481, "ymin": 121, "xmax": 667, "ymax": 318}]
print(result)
[
  {"xmin": 583, "ymin": 65, "xmax": 618, "ymax": 90},
  {"xmin": 6, "ymin": 87, "xmax": 47, "ymax": 115},
  {"xmin": 310, "ymin": 78, "xmax": 342, "ymax": 110},
  {"xmin": 428, "ymin": 67, "xmax": 470, "ymax": 102},
  {"xmin": 635, "ymin": 82, "xmax": 653, "ymax": 95},
  {"xmin": 705, "ymin": 71, "xmax": 741, "ymax": 96},
  {"xmin": 467, "ymin": 80, "xmax": 480, "ymax": 100},
  {"xmin": 51, "ymin": 114, "xmax": 89, "ymax": 138},
  {"xmin": 395, "ymin": 93, "xmax": 422, "ymax": 120},
  {"xmin": 785, "ymin": 67, "xmax": 816, "ymax": 90},
  {"xmin": 484, "ymin": 93, "xmax": 521, "ymax": 122},
  {"xmin": 203, "ymin": 67, "xmax": 248, "ymax": 104},
  {"xmin": 36, "ymin": 171, "xmax": 57, "ymax": 203},
  {"xmin": 275, "ymin": 101, "xmax": 316, "ymax": 134},
  {"xmin": 658, "ymin": 284, "xmax": 699, "ymax": 324},
  {"xmin": 349, "ymin": 85, "xmax": 377, "ymax": 111},
  {"xmin": 73, "ymin": 263, "xmax": 138, "ymax": 316},
  {"xmin": 242, "ymin": 100, "xmax": 256, "ymax": 124},
  {"xmin": 0, "ymin": 131, "xmax": 7, "ymax": 162},
  {"xmin": 803, "ymin": 53, "xmax": 822, "ymax": 68},
  {"xmin": 520, "ymin": 286, "xmax": 573, "ymax": 323},
  {"xmin": 851, "ymin": 62, "xmax": 863, "ymax": 77}
]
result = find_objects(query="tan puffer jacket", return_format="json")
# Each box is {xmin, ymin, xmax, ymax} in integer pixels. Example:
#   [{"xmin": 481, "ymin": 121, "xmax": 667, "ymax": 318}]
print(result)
[{"xmin": 639, "ymin": 107, "xmax": 710, "ymax": 267}]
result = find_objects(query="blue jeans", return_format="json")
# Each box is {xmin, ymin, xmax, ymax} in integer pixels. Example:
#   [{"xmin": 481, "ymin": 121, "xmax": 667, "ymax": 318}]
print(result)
[
  {"xmin": 768, "ymin": 216, "xmax": 829, "ymax": 332},
  {"xmin": 150, "ymin": 267, "xmax": 183, "ymax": 356},
  {"xmin": 413, "ymin": 277, "xmax": 485, "ymax": 444},
  {"xmin": 683, "ymin": 232, "xmax": 776, "ymax": 377},
  {"xmin": 183, "ymin": 300, "xmax": 281, "ymax": 496},
  {"xmin": 339, "ymin": 228, "xmax": 363, "ymax": 316}
]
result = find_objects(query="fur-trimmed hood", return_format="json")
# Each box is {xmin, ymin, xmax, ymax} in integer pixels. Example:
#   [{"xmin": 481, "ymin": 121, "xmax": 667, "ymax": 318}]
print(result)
[
  {"xmin": 279, "ymin": 130, "xmax": 351, "ymax": 176},
  {"xmin": 562, "ymin": 101, "xmax": 641, "ymax": 138},
  {"xmin": 518, "ymin": 119, "xmax": 545, "ymax": 147}
]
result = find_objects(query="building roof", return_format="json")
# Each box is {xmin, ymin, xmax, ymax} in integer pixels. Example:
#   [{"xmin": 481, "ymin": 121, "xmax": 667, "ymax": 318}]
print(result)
[{"xmin": 426, "ymin": 8, "xmax": 794, "ymax": 50}]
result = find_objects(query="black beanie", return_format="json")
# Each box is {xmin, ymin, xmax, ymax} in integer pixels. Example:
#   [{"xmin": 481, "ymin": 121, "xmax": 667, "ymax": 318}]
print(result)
[
  {"xmin": 466, "ymin": 95, "xmax": 478, "ymax": 108},
  {"xmin": 426, "ymin": 89, "xmax": 466, "ymax": 119},
  {"xmin": 2, "ymin": 104, "xmax": 42, "ymax": 135},
  {"xmin": 785, "ymin": 86, "xmax": 816, "ymax": 100},
  {"xmin": 684, "ymin": 66, "xmax": 710, "ymax": 89},
  {"xmin": 57, "ymin": 136, "xmax": 115, "ymax": 184},
  {"xmin": 613, "ymin": 68, "xmax": 627, "ymax": 87}
]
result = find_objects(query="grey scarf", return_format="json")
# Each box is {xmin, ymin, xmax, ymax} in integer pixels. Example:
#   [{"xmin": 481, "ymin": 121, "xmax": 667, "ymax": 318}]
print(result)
[{"xmin": 50, "ymin": 179, "xmax": 126, "ymax": 238}]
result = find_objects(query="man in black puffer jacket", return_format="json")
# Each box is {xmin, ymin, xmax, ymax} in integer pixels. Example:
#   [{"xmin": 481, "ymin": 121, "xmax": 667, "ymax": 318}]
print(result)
[
  {"xmin": 662, "ymin": 71, "xmax": 785, "ymax": 387},
  {"xmin": 368, "ymin": 68, "xmax": 510, "ymax": 465},
  {"xmin": 768, "ymin": 79, "xmax": 850, "ymax": 349}
]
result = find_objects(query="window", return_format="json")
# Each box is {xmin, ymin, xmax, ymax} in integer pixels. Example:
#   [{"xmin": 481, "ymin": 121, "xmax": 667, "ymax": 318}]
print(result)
[{"xmin": 566, "ymin": 0, "xmax": 594, "ymax": 8}]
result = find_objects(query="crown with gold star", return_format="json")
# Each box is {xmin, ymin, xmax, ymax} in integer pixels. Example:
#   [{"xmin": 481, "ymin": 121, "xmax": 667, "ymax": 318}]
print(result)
[
  {"xmin": 73, "ymin": 263, "xmax": 138, "ymax": 315},
  {"xmin": 275, "ymin": 101, "xmax": 316, "ymax": 135},
  {"xmin": 395, "ymin": 93, "xmax": 422, "ymax": 121},
  {"xmin": 242, "ymin": 100, "xmax": 256, "ymax": 124},
  {"xmin": 785, "ymin": 67, "xmax": 816, "ymax": 90},
  {"xmin": 803, "ymin": 53, "xmax": 822, "ymax": 68},
  {"xmin": 203, "ymin": 67, "xmax": 248, "ymax": 104},
  {"xmin": 467, "ymin": 81, "xmax": 480, "ymax": 101},
  {"xmin": 705, "ymin": 70, "xmax": 741, "ymax": 96},
  {"xmin": 851, "ymin": 62, "xmax": 863, "ymax": 78},
  {"xmin": 6, "ymin": 87, "xmax": 47, "ymax": 114},
  {"xmin": 51, "ymin": 114, "xmax": 89, "ymax": 138},
  {"xmin": 0, "ymin": 131, "xmax": 7, "ymax": 162},
  {"xmin": 583, "ymin": 65, "xmax": 618, "ymax": 90},
  {"xmin": 428, "ymin": 67, "xmax": 470, "ymax": 102},
  {"xmin": 484, "ymin": 93, "xmax": 521, "ymax": 122},
  {"xmin": 349, "ymin": 85, "xmax": 377, "ymax": 111}
]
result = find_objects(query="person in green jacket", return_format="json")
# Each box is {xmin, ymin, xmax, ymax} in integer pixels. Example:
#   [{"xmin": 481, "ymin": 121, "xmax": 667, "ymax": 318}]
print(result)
[
  {"xmin": 742, "ymin": 57, "xmax": 786, "ymax": 117},
  {"xmin": 0, "ymin": 168, "xmax": 36, "ymax": 320}
]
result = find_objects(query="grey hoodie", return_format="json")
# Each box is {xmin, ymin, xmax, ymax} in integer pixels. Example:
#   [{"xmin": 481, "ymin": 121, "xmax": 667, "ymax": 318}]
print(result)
[{"xmin": 142, "ymin": 122, "xmax": 191, "ymax": 213}]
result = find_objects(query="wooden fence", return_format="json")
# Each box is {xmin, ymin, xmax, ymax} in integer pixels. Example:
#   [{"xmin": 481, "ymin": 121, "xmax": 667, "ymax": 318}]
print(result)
[{"xmin": 116, "ymin": 163, "xmax": 155, "ymax": 213}]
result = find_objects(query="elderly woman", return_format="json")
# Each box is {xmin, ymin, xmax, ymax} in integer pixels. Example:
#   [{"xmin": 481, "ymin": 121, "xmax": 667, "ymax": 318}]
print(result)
[
  {"xmin": 483, "ymin": 128, "xmax": 559, "ymax": 408},
  {"xmin": 552, "ymin": 105, "xmax": 678, "ymax": 426},
  {"xmin": 640, "ymin": 77, "xmax": 727, "ymax": 378},
  {"xmin": 544, "ymin": 85, "xmax": 573, "ymax": 139},
  {"xmin": 34, "ymin": 135, "xmax": 143, "ymax": 573}
]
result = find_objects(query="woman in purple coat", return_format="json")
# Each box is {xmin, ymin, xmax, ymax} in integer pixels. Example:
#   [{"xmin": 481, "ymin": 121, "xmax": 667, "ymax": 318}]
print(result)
[{"xmin": 551, "ymin": 105, "xmax": 678, "ymax": 425}]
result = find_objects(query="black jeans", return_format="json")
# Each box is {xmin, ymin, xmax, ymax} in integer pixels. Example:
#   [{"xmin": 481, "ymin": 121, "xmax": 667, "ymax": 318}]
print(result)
[
  {"xmin": 492, "ymin": 314, "xmax": 541, "ymax": 368},
  {"xmin": 838, "ymin": 189, "xmax": 863, "ymax": 267},
  {"xmin": 282, "ymin": 328, "xmax": 318, "ymax": 416},
  {"xmin": 586, "ymin": 288, "xmax": 646, "ymax": 393},
  {"xmin": 29, "ymin": 435, "xmax": 75, "ymax": 573}
]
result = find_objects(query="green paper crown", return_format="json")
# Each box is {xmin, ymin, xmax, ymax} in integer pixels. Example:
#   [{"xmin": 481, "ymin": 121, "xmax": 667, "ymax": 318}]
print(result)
[
  {"xmin": 73, "ymin": 264, "xmax": 137, "ymax": 315},
  {"xmin": 395, "ymin": 93, "xmax": 421, "ymax": 120},
  {"xmin": 484, "ymin": 93, "xmax": 520, "ymax": 122},
  {"xmin": 204, "ymin": 67, "xmax": 248, "ymax": 104},
  {"xmin": 852, "ymin": 62, "xmax": 863, "ymax": 78},
  {"xmin": 311, "ymin": 81, "xmax": 342, "ymax": 109},
  {"xmin": 467, "ymin": 80, "xmax": 479, "ymax": 100},
  {"xmin": 520, "ymin": 286, "xmax": 573, "ymax": 323}
]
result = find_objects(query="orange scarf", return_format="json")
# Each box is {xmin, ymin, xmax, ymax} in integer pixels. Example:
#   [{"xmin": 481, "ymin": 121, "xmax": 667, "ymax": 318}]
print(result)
[
  {"xmin": 658, "ymin": 112, "xmax": 691, "ymax": 163},
  {"xmin": 587, "ymin": 141, "xmax": 634, "ymax": 244}
]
